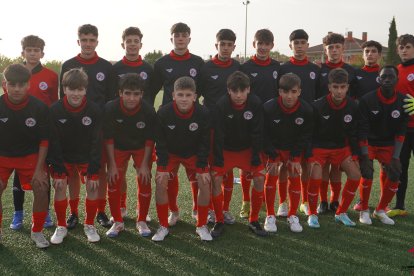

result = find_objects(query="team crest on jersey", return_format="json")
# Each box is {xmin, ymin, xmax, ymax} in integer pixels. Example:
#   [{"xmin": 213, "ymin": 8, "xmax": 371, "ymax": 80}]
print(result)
[
  {"xmin": 211, "ymin": 75, "xmax": 219, "ymax": 80},
  {"xmin": 391, "ymin": 110, "xmax": 400, "ymax": 118},
  {"xmin": 344, "ymin": 114, "xmax": 353, "ymax": 123},
  {"xmin": 116, "ymin": 119, "xmax": 123, "ymax": 123},
  {"xmin": 310, "ymin": 72, "xmax": 316, "ymax": 80},
  {"xmin": 189, "ymin": 122, "xmax": 198, "ymax": 131},
  {"xmin": 243, "ymin": 111, "xmax": 253, "ymax": 120},
  {"xmin": 251, "ymin": 73, "xmax": 258, "ymax": 77},
  {"xmin": 25, "ymin": 118, "xmax": 36, "ymax": 127},
  {"xmin": 295, "ymin": 117, "xmax": 304, "ymax": 125},
  {"xmin": 166, "ymin": 68, "xmax": 173, "ymax": 73},
  {"xmin": 96, "ymin": 72, "xmax": 105, "ymax": 81},
  {"xmin": 59, "ymin": 119, "xmax": 67, "ymax": 124},
  {"xmin": 273, "ymin": 71, "xmax": 278, "ymax": 79},
  {"xmin": 321, "ymin": 73, "xmax": 327, "ymax": 77},
  {"xmin": 136, "ymin": 121, "xmax": 146, "ymax": 129},
  {"xmin": 82, "ymin": 116, "xmax": 92, "ymax": 126},
  {"xmin": 189, "ymin": 68, "xmax": 197, "ymax": 77},
  {"xmin": 273, "ymin": 119, "xmax": 280, "ymax": 124},
  {"xmin": 323, "ymin": 115, "xmax": 330, "ymax": 120},
  {"xmin": 168, "ymin": 125, "xmax": 175, "ymax": 129},
  {"xmin": 140, "ymin": 72, "xmax": 148, "ymax": 80},
  {"xmin": 407, "ymin": 73, "xmax": 414, "ymax": 82},
  {"xmin": 0, "ymin": 118, "xmax": 8, "ymax": 123},
  {"xmin": 371, "ymin": 110, "xmax": 379, "ymax": 115},
  {"xmin": 39, "ymin": 82, "xmax": 48, "ymax": 90}
]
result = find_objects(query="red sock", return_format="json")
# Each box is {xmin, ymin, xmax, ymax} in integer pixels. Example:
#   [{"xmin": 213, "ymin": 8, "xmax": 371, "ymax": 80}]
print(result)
[
  {"xmin": 191, "ymin": 181, "xmax": 198, "ymax": 211},
  {"xmin": 336, "ymin": 179, "xmax": 360, "ymax": 214},
  {"xmin": 168, "ymin": 176, "xmax": 179, "ymax": 212},
  {"xmin": 137, "ymin": 176, "xmax": 152, "ymax": 222},
  {"xmin": 301, "ymin": 176, "xmax": 309, "ymax": 203},
  {"xmin": 320, "ymin": 180, "xmax": 329, "ymax": 202},
  {"xmin": 31, "ymin": 211, "xmax": 47, "ymax": 232},
  {"xmin": 308, "ymin": 179, "xmax": 321, "ymax": 215},
  {"xmin": 97, "ymin": 198, "xmax": 106, "ymax": 213},
  {"xmin": 288, "ymin": 177, "xmax": 301, "ymax": 217},
  {"xmin": 120, "ymin": 192, "xmax": 127, "ymax": 209},
  {"xmin": 359, "ymin": 178, "xmax": 373, "ymax": 210},
  {"xmin": 240, "ymin": 170, "xmax": 251, "ymax": 202},
  {"xmin": 196, "ymin": 205, "xmax": 209, "ymax": 227},
  {"xmin": 376, "ymin": 179, "xmax": 399, "ymax": 211},
  {"xmin": 108, "ymin": 181, "xmax": 122, "ymax": 223},
  {"xmin": 264, "ymin": 174, "xmax": 278, "ymax": 216},
  {"xmin": 278, "ymin": 181, "xmax": 287, "ymax": 204},
  {"xmin": 249, "ymin": 188, "xmax": 264, "ymax": 223},
  {"xmin": 330, "ymin": 181, "xmax": 342, "ymax": 202},
  {"xmin": 156, "ymin": 203, "xmax": 169, "ymax": 227},
  {"xmin": 85, "ymin": 199, "xmax": 98, "ymax": 225},
  {"xmin": 213, "ymin": 193, "xmax": 224, "ymax": 223},
  {"xmin": 69, "ymin": 198, "xmax": 80, "ymax": 215},
  {"xmin": 222, "ymin": 173, "xmax": 233, "ymax": 211},
  {"xmin": 54, "ymin": 199, "xmax": 68, "ymax": 227}
]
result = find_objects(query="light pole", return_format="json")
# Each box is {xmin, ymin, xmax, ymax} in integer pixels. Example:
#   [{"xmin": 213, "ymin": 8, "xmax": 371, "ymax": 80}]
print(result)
[{"xmin": 243, "ymin": 1, "xmax": 250, "ymax": 60}]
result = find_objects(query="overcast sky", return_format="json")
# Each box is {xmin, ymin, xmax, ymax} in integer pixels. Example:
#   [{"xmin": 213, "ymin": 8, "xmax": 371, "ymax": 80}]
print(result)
[{"xmin": 0, "ymin": 0, "xmax": 412, "ymax": 62}]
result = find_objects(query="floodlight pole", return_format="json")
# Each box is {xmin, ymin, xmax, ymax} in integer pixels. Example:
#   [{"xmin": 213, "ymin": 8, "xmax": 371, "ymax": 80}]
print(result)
[{"xmin": 243, "ymin": 1, "xmax": 250, "ymax": 60}]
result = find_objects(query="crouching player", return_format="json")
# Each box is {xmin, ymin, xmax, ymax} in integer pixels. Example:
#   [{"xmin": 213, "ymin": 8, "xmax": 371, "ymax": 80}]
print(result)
[
  {"xmin": 210, "ymin": 71, "xmax": 267, "ymax": 238},
  {"xmin": 152, "ymin": 77, "xmax": 211, "ymax": 242},
  {"xmin": 357, "ymin": 66, "xmax": 408, "ymax": 225},
  {"xmin": 263, "ymin": 73, "xmax": 313, "ymax": 233},
  {"xmin": 0, "ymin": 64, "xmax": 50, "ymax": 248},
  {"xmin": 105, "ymin": 73, "xmax": 156, "ymax": 237},
  {"xmin": 48, "ymin": 68, "xmax": 103, "ymax": 244},
  {"xmin": 307, "ymin": 68, "xmax": 361, "ymax": 228}
]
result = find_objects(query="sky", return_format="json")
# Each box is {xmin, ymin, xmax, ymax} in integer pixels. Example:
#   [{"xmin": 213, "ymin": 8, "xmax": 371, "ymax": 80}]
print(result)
[{"xmin": 0, "ymin": 0, "xmax": 412, "ymax": 62}]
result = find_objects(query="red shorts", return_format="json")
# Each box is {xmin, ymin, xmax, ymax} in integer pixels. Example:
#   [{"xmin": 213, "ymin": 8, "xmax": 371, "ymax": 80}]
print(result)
[
  {"xmin": 268, "ymin": 150, "xmax": 304, "ymax": 164},
  {"xmin": 368, "ymin": 145, "xmax": 393, "ymax": 165},
  {"xmin": 0, "ymin": 153, "xmax": 39, "ymax": 191},
  {"xmin": 157, "ymin": 155, "xmax": 200, "ymax": 182},
  {"xmin": 212, "ymin": 149, "xmax": 264, "ymax": 177},
  {"xmin": 308, "ymin": 147, "xmax": 351, "ymax": 167},
  {"xmin": 64, "ymin": 163, "xmax": 89, "ymax": 184},
  {"xmin": 114, "ymin": 149, "xmax": 149, "ymax": 170}
]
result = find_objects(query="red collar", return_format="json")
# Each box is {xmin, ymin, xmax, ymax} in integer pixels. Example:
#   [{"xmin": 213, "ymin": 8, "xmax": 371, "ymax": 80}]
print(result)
[
  {"xmin": 169, "ymin": 50, "xmax": 191, "ymax": 61},
  {"xmin": 289, "ymin": 56, "xmax": 308, "ymax": 66},
  {"xmin": 278, "ymin": 96, "xmax": 300, "ymax": 114},
  {"xmin": 122, "ymin": 55, "xmax": 143, "ymax": 67},
  {"xmin": 212, "ymin": 54, "xmax": 233, "ymax": 68},
  {"xmin": 362, "ymin": 64, "xmax": 380, "ymax": 73},
  {"xmin": 173, "ymin": 101, "xmax": 194, "ymax": 119},
  {"xmin": 327, "ymin": 93, "xmax": 347, "ymax": 110},
  {"xmin": 325, "ymin": 60, "xmax": 344, "ymax": 69},
  {"xmin": 120, "ymin": 98, "xmax": 141, "ymax": 116},
  {"xmin": 63, "ymin": 96, "xmax": 87, "ymax": 113},
  {"xmin": 75, "ymin": 52, "xmax": 99, "ymax": 64},
  {"xmin": 3, "ymin": 94, "xmax": 30, "ymax": 111},
  {"xmin": 377, "ymin": 88, "xmax": 397, "ymax": 104},
  {"xmin": 231, "ymin": 98, "xmax": 247, "ymax": 110},
  {"xmin": 252, "ymin": 55, "xmax": 271, "ymax": 66}
]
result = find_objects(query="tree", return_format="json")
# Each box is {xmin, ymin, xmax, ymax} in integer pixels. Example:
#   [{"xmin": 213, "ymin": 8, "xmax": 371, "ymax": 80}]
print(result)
[
  {"xmin": 44, "ymin": 60, "xmax": 62, "ymax": 75},
  {"xmin": 144, "ymin": 50, "xmax": 163, "ymax": 66},
  {"xmin": 269, "ymin": 51, "xmax": 289, "ymax": 63},
  {"xmin": 386, "ymin": 17, "xmax": 400, "ymax": 66}
]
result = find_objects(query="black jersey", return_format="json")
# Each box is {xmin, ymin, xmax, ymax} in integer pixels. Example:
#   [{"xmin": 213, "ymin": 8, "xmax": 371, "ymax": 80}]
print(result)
[
  {"xmin": 263, "ymin": 97, "xmax": 313, "ymax": 159},
  {"xmin": 199, "ymin": 55, "xmax": 240, "ymax": 112},
  {"xmin": 354, "ymin": 65, "xmax": 380, "ymax": 99},
  {"xmin": 311, "ymin": 94, "xmax": 360, "ymax": 155},
  {"xmin": 60, "ymin": 52, "xmax": 116, "ymax": 107},
  {"xmin": 0, "ymin": 95, "xmax": 49, "ymax": 157},
  {"xmin": 155, "ymin": 101, "xmax": 210, "ymax": 169},
  {"xmin": 358, "ymin": 89, "xmax": 408, "ymax": 146},
  {"xmin": 112, "ymin": 56, "xmax": 155, "ymax": 105},
  {"xmin": 48, "ymin": 97, "xmax": 103, "ymax": 175},
  {"xmin": 153, "ymin": 50, "xmax": 204, "ymax": 106},
  {"xmin": 317, "ymin": 61, "xmax": 357, "ymax": 99},
  {"xmin": 104, "ymin": 98, "xmax": 156, "ymax": 151},
  {"xmin": 213, "ymin": 94, "xmax": 263, "ymax": 167},
  {"xmin": 240, "ymin": 55, "xmax": 280, "ymax": 103},
  {"xmin": 278, "ymin": 57, "xmax": 320, "ymax": 103}
]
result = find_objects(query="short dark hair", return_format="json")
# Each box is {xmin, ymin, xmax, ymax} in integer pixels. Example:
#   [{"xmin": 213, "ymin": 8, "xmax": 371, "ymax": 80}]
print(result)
[
  {"xmin": 21, "ymin": 35, "xmax": 45, "ymax": 51},
  {"xmin": 396, "ymin": 34, "xmax": 414, "ymax": 47},
  {"xmin": 254, "ymin": 29, "xmax": 274, "ymax": 43},
  {"xmin": 289, "ymin": 29, "xmax": 308, "ymax": 41},
  {"xmin": 380, "ymin": 65, "xmax": 399, "ymax": 76},
  {"xmin": 361, "ymin": 40, "xmax": 383, "ymax": 53},
  {"xmin": 216, "ymin": 29, "xmax": 236, "ymax": 42},
  {"xmin": 174, "ymin": 76, "xmax": 196, "ymax": 92},
  {"xmin": 170, "ymin": 22, "xmax": 191, "ymax": 35},
  {"xmin": 119, "ymin": 73, "xmax": 146, "ymax": 92},
  {"xmin": 328, "ymin": 68, "xmax": 348, "ymax": 84},
  {"xmin": 62, "ymin": 68, "xmax": 88, "ymax": 89},
  {"xmin": 227, "ymin": 71, "xmax": 250, "ymax": 91},
  {"xmin": 3, "ymin": 64, "xmax": 31, "ymax": 83},
  {"xmin": 279, "ymin": 73, "xmax": 301, "ymax": 91},
  {"xmin": 78, "ymin": 24, "xmax": 98, "ymax": 37},
  {"xmin": 122, "ymin": 27, "xmax": 143, "ymax": 41},
  {"xmin": 323, "ymin": 33, "xmax": 345, "ymax": 45}
]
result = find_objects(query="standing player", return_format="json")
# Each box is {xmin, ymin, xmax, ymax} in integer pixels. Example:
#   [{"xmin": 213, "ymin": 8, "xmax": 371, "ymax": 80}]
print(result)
[
  {"xmin": 104, "ymin": 73, "xmax": 156, "ymax": 238},
  {"xmin": 0, "ymin": 64, "xmax": 50, "ymax": 248},
  {"xmin": 152, "ymin": 77, "xmax": 211, "ymax": 242},
  {"xmin": 49, "ymin": 68, "xmax": 103, "ymax": 244},
  {"xmin": 60, "ymin": 24, "xmax": 115, "ymax": 228},
  {"xmin": 10, "ymin": 35, "xmax": 58, "ymax": 231}
]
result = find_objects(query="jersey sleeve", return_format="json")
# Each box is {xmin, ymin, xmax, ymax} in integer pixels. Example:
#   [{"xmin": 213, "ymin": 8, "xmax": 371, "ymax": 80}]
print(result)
[
  {"xmin": 49, "ymin": 71, "xmax": 59, "ymax": 104},
  {"xmin": 145, "ymin": 106, "xmax": 157, "ymax": 146},
  {"xmin": 103, "ymin": 103, "xmax": 115, "ymax": 142},
  {"xmin": 196, "ymin": 110, "xmax": 210, "ymax": 170},
  {"xmin": 263, "ymin": 108, "xmax": 277, "ymax": 160},
  {"xmin": 48, "ymin": 109, "xmax": 67, "ymax": 175},
  {"xmin": 105, "ymin": 65, "xmax": 117, "ymax": 103},
  {"xmin": 155, "ymin": 110, "xmax": 169, "ymax": 168},
  {"xmin": 87, "ymin": 108, "xmax": 103, "ymax": 175},
  {"xmin": 213, "ymin": 106, "xmax": 225, "ymax": 167},
  {"xmin": 250, "ymin": 103, "xmax": 264, "ymax": 166}
]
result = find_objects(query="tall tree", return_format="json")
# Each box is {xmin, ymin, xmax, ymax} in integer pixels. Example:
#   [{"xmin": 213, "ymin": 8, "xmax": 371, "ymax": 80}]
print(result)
[
  {"xmin": 386, "ymin": 17, "xmax": 400, "ymax": 65},
  {"xmin": 144, "ymin": 50, "xmax": 163, "ymax": 66}
]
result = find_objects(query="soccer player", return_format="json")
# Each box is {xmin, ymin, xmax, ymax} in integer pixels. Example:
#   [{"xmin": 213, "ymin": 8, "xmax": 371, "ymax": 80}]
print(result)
[
  {"xmin": 10, "ymin": 35, "xmax": 58, "ymax": 231},
  {"xmin": 152, "ymin": 23, "xmax": 204, "ymax": 226},
  {"xmin": 152, "ymin": 77, "xmax": 211, "ymax": 242},
  {"xmin": 49, "ymin": 68, "xmax": 103, "ymax": 244},
  {"xmin": 357, "ymin": 66, "xmax": 408, "ymax": 225},
  {"xmin": 60, "ymin": 24, "xmax": 115, "ymax": 228},
  {"xmin": 210, "ymin": 71, "xmax": 267, "ymax": 238},
  {"xmin": 307, "ymin": 68, "xmax": 361, "ymax": 228},
  {"xmin": 104, "ymin": 73, "xmax": 156, "ymax": 237},
  {"xmin": 263, "ymin": 73, "xmax": 313, "ymax": 233},
  {"xmin": 0, "ymin": 64, "xmax": 50, "ymax": 248}
]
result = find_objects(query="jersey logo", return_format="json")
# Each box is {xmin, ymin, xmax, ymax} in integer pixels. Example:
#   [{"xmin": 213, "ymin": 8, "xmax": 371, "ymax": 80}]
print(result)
[
  {"xmin": 25, "ymin": 118, "xmax": 36, "ymax": 127},
  {"xmin": 96, "ymin": 72, "xmax": 105, "ymax": 81},
  {"xmin": 136, "ymin": 121, "xmax": 146, "ymax": 129},
  {"xmin": 211, "ymin": 75, "xmax": 219, "ymax": 80},
  {"xmin": 295, "ymin": 117, "xmax": 304, "ymax": 125},
  {"xmin": 0, "ymin": 118, "xmax": 8, "ymax": 123},
  {"xmin": 407, "ymin": 73, "xmax": 414, "ymax": 82},
  {"xmin": 357, "ymin": 76, "xmax": 363, "ymax": 80},
  {"xmin": 243, "ymin": 111, "xmax": 253, "ymax": 120},
  {"xmin": 273, "ymin": 119, "xmax": 280, "ymax": 124},
  {"xmin": 227, "ymin": 114, "xmax": 234, "ymax": 119},
  {"xmin": 344, "ymin": 114, "xmax": 353, "ymax": 123},
  {"xmin": 140, "ymin": 72, "xmax": 148, "ymax": 80},
  {"xmin": 166, "ymin": 68, "xmax": 173, "ymax": 73},
  {"xmin": 189, "ymin": 68, "xmax": 197, "ymax": 77},
  {"xmin": 272, "ymin": 71, "xmax": 278, "ymax": 79},
  {"xmin": 82, "ymin": 116, "xmax": 92, "ymax": 126},
  {"xmin": 310, "ymin": 72, "xmax": 316, "ymax": 80},
  {"xmin": 39, "ymin": 81, "xmax": 48, "ymax": 90},
  {"xmin": 371, "ymin": 110, "xmax": 379, "ymax": 115},
  {"xmin": 391, "ymin": 110, "xmax": 400, "ymax": 118},
  {"xmin": 168, "ymin": 125, "xmax": 175, "ymax": 129},
  {"xmin": 189, "ymin": 122, "xmax": 198, "ymax": 131},
  {"xmin": 116, "ymin": 119, "xmax": 123, "ymax": 123},
  {"xmin": 323, "ymin": 115, "xmax": 330, "ymax": 120},
  {"xmin": 251, "ymin": 73, "xmax": 258, "ymax": 77},
  {"xmin": 58, "ymin": 119, "xmax": 67, "ymax": 124},
  {"xmin": 321, "ymin": 73, "xmax": 327, "ymax": 77}
]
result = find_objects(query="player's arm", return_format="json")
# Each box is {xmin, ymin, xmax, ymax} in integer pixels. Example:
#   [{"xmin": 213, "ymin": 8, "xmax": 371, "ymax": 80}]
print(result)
[
  {"xmin": 356, "ymin": 98, "xmax": 373, "ymax": 178},
  {"xmin": 103, "ymin": 104, "xmax": 118, "ymax": 185},
  {"xmin": 212, "ymin": 106, "xmax": 225, "ymax": 168},
  {"xmin": 196, "ymin": 109, "xmax": 211, "ymax": 172},
  {"xmin": 49, "ymin": 71, "xmax": 59, "ymax": 104},
  {"xmin": 137, "ymin": 106, "xmax": 157, "ymax": 184},
  {"xmin": 154, "ymin": 110, "xmax": 169, "ymax": 169},
  {"xmin": 86, "ymin": 108, "xmax": 103, "ymax": 183},
  {"xmin": 151, "ymin": 60, "xmax": 164, "ymax": 106},
  {"xmin": 105, "ymin": 65, "xmax": 117, "ymax": 102},
  {"xmin": 32, "ymin": 105, "xmax": 49, "ymax": 189},
  {"xmin": 250, "ymin": 104, "xmax": 264, "ymax": 166},
  {"xmin": 263, "ymin": 107, "xmax": 277, "ymax": 160}
]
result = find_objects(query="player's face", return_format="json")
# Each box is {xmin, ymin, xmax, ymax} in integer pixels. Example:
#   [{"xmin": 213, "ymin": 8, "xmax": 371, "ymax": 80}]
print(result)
[
  {"xmin": 363, "ymin": 46, "xmax": 381, "ymax": 66},
  {"xmin": 78, "ymin": 33, "xmax": 98, "ymax": 58},
  {"xmin": 253, "ymin": 40, "xmax": 274, "ymax": 60},
  {"xmin": 120, "ymin": 89, "xmax": 143, "ymax": 110},
  {"xmin": 279, "ymin": 86, "xmax": 301, "ymax": 108},
  {"xmin": 122, "ymin": 35, "xmax": 142, "ymax": 58},
  {"xmin": 21, "ymin": 47, "xmax": 44, "ymax": 66},
  {"xmin": 325, "ymin": 43, "xmax": 344, "ymax": 63},
  {"xmin": 64, "ymin": 87, "xmax": 87, "ymax": 107},
  {"xmin": 379, "ymin": 68, "xmax": 398, "ymax": 90},
  {"xmin": 5, "ymin": 81, "xmax": 29, "ymax": 104},
  {"xmin": 215, "ymin": 40, "xmax": 236, "ymax": 61},
  {"xmin": 290, "ymin": 39, "xmax": 309, "ymax": 59},
  {"xmin": 398, "ymin": 43, "xmax": 414, "ymax": 62},
  {"xmin": 171, "ymin": 32, "xmax": 191, "ymax": 52},
  {"xmin": 228, "ymin": 87, "xmax": 250, "ymax": 105},
  {"xmin": 173, "ymin": 89, "xmax": 196, "ymax": 113},
  {"xmin": 328, "ymin": 82, "xmax": 349, "ymax": 104}
]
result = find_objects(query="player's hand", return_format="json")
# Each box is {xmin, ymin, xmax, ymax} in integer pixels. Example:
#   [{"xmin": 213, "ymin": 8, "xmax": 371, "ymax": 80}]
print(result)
[
  {"xmin": 137, "ymin": 165, "xmax": 151, "ymax": 185},
  {"xmin": 87, "ymin": 179, "xmax": 99, "ymax": 191},
  {"xmin": 359, "ymin": 155, "xmax": 373, "ymax": 179},
  {"xmin": 386, "ymin": 158, "xmax": 402, "ymax": 181},
  {"xmin": 106, "ymin": 164, "xmax": 119, "ymax": 186},
  {"xmin": 287, "ymin": 161, "xmax": 302, "ymax": 176},
  {"xmin": 403, "ymin": 94, "xmax": 414, "ymax": 115},
  {"xmin": 155, "ymin": 171, "xmax": 170, "ymax": 184},
  {"xmin": 197, "ymin": 172, "xmax": 211, "ymax": 184},
  {"xmin": 53, "ymin": 178, "xmax": 67, "ymax": 190},
  {"xmin": 32, "ymin": 168, "xmax": 49, "ymax": 191}
]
